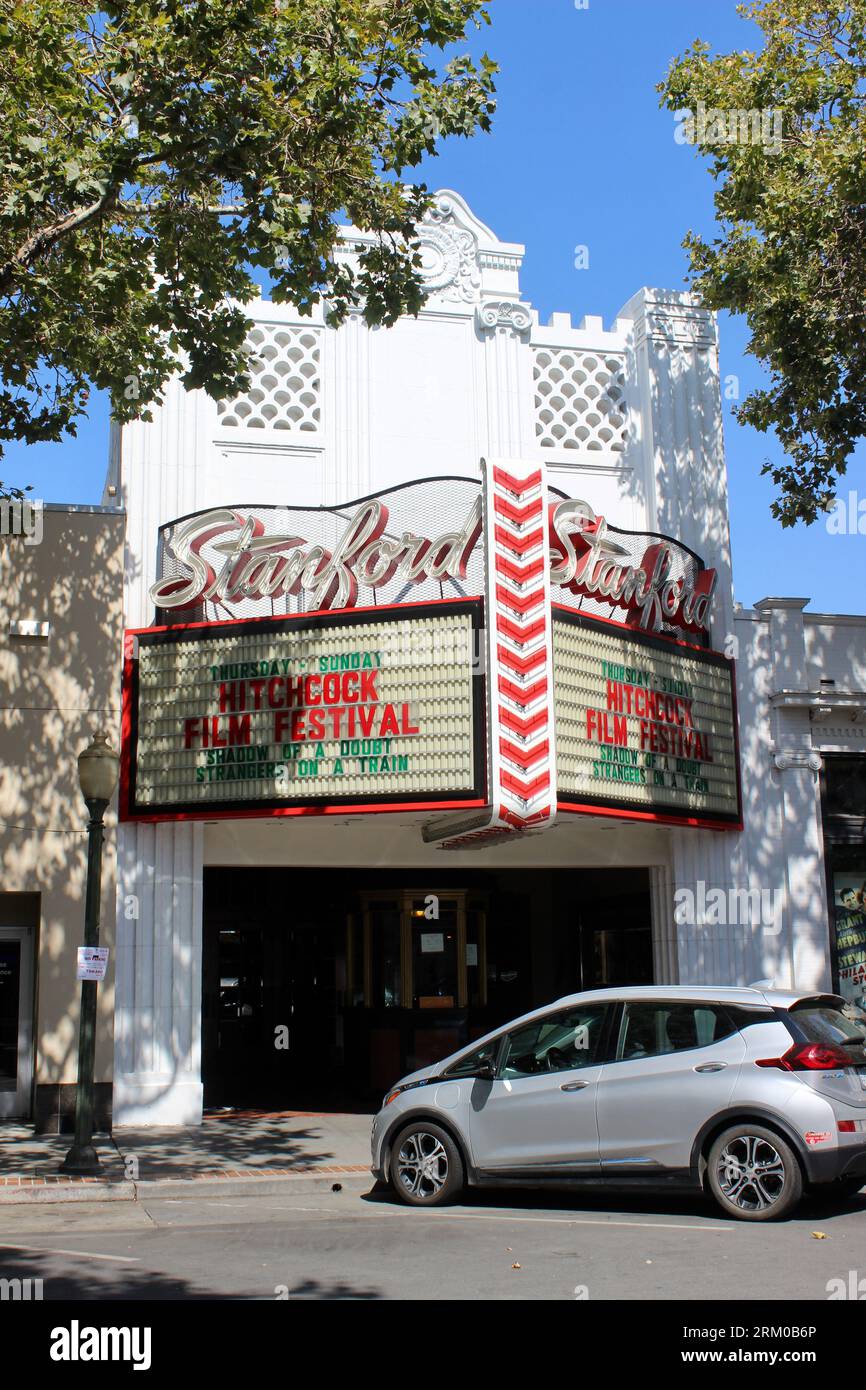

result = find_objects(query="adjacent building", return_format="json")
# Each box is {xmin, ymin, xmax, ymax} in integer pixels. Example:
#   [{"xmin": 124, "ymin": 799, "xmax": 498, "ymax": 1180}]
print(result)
[{"xmin": 1, "ymin": 504, "xmax": 123, "ymax": 1129}]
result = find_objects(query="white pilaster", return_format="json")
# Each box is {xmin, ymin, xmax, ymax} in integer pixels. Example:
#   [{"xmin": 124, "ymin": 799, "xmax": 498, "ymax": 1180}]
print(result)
[
  {"xmin": 756, "ymin": 597, "xmax": 832, "ymax": 991},
  {"xmin": 329, "ymin": 311, "xmax": 372, "ymax": 502},
  {"xmin": 620, "ymin": 289, "xmax": 749, "ymax": 985},
  {"xmin": 113, "ymin": 820, "xmax": 204, "ymax": 1126},
  {"xmin": 620, "ymin": 288, "xmax": 734, "ymax": 646},
  {"xmin": 475, "ymin": 301, "xmax": 535, "ymax": 458},
  {"xmin": 649, "ymin": 863, "xmax": 679, "ymax": 984}
]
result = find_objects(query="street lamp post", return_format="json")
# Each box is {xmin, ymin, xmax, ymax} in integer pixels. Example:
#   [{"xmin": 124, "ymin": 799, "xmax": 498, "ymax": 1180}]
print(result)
[{"xmin": 62, "ymin": 732, "xmax": 119, "ymax": 1176}]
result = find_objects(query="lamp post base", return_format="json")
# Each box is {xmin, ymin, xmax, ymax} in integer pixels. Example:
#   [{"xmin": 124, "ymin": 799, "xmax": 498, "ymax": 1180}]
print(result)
[{"xmin": 61, "ymin": 1144, "xmax": 102, "ymax": 1176}]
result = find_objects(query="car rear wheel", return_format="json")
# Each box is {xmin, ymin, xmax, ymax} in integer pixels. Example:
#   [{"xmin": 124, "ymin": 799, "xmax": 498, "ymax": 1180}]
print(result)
[
  {"xmin": 389, "ymin": 1122, "xmax": 464, "ymax": 1207},
  {"xmin": 707, "ymin": 1124, "xmax": 803, "ymax": 1222}
]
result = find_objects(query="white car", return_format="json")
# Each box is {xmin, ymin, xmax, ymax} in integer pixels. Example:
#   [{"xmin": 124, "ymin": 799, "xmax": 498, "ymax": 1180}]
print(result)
[{"xmin": 371, "ymin": 986, "xmax": 866, "ymax": 1221}]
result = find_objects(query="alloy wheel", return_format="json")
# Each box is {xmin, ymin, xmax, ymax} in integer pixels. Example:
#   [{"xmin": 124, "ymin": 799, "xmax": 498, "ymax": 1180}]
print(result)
[
  {"xmin": 396, "ymin": 1131, "xmax": 449, "ymax": 1200},
  {"xmin": 717, "ymin": 1133, "xmax": 787, "ymax": 1213}
]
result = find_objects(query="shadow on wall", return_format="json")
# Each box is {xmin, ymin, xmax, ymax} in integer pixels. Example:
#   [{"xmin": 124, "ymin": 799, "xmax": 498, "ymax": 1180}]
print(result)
[
  {"xmin": 0, "ymin": 505, "xmax": 130, "ymax": 1125},
  {"xmin": 676, "ymin": 603, "xmax": 855, "ymax": 991}
]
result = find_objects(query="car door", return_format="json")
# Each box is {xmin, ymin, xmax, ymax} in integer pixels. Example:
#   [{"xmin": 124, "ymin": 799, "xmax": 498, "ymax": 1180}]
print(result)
[
  {"xmin": 596, "ymin": 1000, "xmax": 746, "ymax": 1172},
  {"xmin": 468, "ymin": 1004, "xmax": 610, "ymax": 1171}
]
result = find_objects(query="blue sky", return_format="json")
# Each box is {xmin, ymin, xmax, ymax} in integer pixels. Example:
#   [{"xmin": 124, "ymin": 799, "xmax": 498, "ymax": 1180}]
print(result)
[{"xmin": 6, "ymin": 0, "xmax": 863, "ymax": 612}]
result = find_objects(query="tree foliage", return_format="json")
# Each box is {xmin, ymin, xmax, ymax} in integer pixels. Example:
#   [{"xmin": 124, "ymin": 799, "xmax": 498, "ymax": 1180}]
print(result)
[
  {"xmin": 0, "ymin": 0, "xmax": 495, "ymax": 492},
  {"xmin": 659, "ymin": 0, "xmax": 866, "ymax": 526}
]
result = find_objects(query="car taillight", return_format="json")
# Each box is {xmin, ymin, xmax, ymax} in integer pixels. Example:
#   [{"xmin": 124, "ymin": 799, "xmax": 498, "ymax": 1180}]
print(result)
[
  {"xmin": 756, "ymin": 1042, "xmax": 856, "ymax": 1071},
  {"xmin": 838, "ymin": 1121, "xmax": 857, "ymax": 1133}
]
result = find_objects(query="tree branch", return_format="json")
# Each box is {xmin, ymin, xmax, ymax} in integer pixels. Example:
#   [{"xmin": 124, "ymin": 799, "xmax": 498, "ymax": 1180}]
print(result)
[{"xmin": 0, "ymin": 184, "xmax": 120, "ymax": 297}]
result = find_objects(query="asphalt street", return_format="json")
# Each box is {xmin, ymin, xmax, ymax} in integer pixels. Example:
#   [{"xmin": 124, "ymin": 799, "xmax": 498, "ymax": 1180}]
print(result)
[{"xmin": 0, "ymin": 1182, "xmax": 864, "ymax": 1302}]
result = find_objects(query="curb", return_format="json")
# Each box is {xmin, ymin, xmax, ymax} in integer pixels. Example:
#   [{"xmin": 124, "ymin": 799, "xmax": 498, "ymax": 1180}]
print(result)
[
  {"xmin": 134, "ymin": 1171, "xmax": 374, "ymax": 1200},
  {"xmin": 0, "ymin": 1181, "xmax": 136, "ymax": 1205},
  {"xmin": 0, "ymin": 1169, "xmax": 373, "ymax": 1205}
]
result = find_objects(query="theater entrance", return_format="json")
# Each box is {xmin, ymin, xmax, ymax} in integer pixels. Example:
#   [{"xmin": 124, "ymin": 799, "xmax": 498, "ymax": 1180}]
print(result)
[{"xmin": 201, "ymin": 867, "xmax": 653, "ymax": 1110}]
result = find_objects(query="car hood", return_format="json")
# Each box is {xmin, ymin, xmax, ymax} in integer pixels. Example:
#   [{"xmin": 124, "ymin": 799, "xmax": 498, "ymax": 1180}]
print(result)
[{"xmin": 393, "ymin": 1062, "xmax": 442, "ymax": 1088}]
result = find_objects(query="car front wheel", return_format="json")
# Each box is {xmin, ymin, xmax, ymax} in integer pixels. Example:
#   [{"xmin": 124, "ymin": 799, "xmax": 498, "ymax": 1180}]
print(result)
[
  {"xmin": 707, "ymin": 1124, "xmax": 803, "ymax": 1222},
  {"xmin": 389, "ymin": 1122, "xmax": 464, "ymax": 1207}
]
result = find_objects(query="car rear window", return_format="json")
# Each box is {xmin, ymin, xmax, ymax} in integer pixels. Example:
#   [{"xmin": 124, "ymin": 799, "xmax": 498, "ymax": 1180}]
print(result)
[
  {"xmin": 787, "ymin": 999, "xmax": 866, "ymax": 1050},
  {"xmin": 615, "ymin": 1002, "xmax": 736, "ymax": 1060}
]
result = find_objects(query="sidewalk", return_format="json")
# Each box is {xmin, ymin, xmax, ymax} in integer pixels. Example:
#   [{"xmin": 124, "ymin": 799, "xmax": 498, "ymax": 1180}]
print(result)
[{"xmin": 0, "ymin": 1110, "xmax": 375, "ymax": 1204}]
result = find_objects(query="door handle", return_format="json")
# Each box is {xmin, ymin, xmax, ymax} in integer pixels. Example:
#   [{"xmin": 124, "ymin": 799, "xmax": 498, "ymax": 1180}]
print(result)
[
  {"xmin": 560, "ymin": 1080, "xmax": 589, "ymax": 1092},
  {"xmin": 694, "ymin": 1062, "xmax": 727, "ymax": 1073}
]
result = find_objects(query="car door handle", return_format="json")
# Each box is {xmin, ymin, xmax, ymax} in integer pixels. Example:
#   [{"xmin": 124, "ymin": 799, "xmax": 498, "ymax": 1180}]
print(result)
[
  {"xmin": 694, "ymin": 1062, "xmax": 728, "ymax": 1073},
  {"xmin": 560, "ymin": 1081, "xmax": 589, "ymax": 1092}
]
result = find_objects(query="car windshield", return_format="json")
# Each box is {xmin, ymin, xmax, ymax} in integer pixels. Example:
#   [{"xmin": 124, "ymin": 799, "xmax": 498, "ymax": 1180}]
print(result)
[
  {"xmin": 443, "ymin": 1039, "xmax": 498, "ymax": 1079},
  {"xmin": 789, "ymin": 999, "xmax": 866, "ymax": 1048}
]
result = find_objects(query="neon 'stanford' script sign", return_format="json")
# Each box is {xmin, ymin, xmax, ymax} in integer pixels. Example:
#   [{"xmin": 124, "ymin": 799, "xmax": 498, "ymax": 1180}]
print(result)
[
  {"xmin": 548, "ymin": 499, "xmax": 717, "ymax": 637},
  {"xmin": 150, "ymin": 500, "xmax": 483, "ymax": 614},
  {"xmin": 150, "ymin": 498, "xmax": 717, "ymax": 637}
]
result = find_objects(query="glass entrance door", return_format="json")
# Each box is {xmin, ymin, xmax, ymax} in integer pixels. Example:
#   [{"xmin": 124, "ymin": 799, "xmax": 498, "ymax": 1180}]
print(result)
[
  {"xmin": 0, "ymin": 926, "xmax": 34, "ymax": 1118},
  {"xmin": 344, "ymin": 890, "xmax": 489, "ymax": 1091}
]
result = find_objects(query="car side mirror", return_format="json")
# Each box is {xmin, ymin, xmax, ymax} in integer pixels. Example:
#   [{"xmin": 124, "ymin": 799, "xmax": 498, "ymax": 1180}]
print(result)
[{"xmin": 475, "ymin": 1061, "xmax": 496, "ymax": 1081}]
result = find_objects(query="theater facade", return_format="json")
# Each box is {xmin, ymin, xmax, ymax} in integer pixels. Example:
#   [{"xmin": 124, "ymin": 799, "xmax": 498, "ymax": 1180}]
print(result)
[{"xmin": 75, "ymin": 192, "xmax": 863, "ymax": 1125}]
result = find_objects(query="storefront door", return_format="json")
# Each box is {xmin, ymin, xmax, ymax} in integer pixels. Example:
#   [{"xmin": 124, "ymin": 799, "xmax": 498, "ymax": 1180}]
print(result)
[
  {"xmin": 202, "ymin": 871, "xmax": 347, "ymax": 1109},
  {"xmin": 0, "ymin": 925, "xmax": 35, "ymax": 1119}
]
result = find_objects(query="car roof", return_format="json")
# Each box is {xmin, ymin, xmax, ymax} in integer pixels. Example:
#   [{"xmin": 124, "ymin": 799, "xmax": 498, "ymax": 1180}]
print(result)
[
  {"xmin": 461, "ymin": 985, "xmax": 834, "ymax": 1050},
  {"xmin": 547, "ymin": 985, "xmax": 827, "ymax": 1010},
  {"xmin": 427, "ymin": 984, "xmax": 841, "ymax": 1078}
]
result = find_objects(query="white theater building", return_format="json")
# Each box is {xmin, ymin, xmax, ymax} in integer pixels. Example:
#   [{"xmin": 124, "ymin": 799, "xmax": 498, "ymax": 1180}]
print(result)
[{"xmin": 95, "ymin": 191, "xmax": 865, "ymax": 1127}]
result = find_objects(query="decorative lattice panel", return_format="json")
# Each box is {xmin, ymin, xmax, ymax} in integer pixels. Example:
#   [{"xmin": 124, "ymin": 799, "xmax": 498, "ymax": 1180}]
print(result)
[
  {"xmin": 217, "ymin": 323, "xmax": 322, "ymax": 431},
  {"xmin": 533, "ymin": 348, "xmax": 627, "ymax": 451}
]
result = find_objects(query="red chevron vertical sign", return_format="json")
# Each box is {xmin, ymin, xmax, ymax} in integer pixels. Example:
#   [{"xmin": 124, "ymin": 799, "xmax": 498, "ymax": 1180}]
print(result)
[{"xmin": 439, "ymin": 457, "xmax": 557, "ymax": 849}]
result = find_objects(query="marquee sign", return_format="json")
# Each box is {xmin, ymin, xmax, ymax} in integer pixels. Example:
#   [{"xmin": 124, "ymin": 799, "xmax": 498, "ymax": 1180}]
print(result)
[
  {"xmin": 122, "ymin": 601, "xmax": 485, "ymax": 818},
  {"xmin": 122, "ymin": 461, "xmax": 742, "ymax": 834},
  {"xmin": 553, "ymin": 609, "xmax": 741, "ymax": 828}
]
